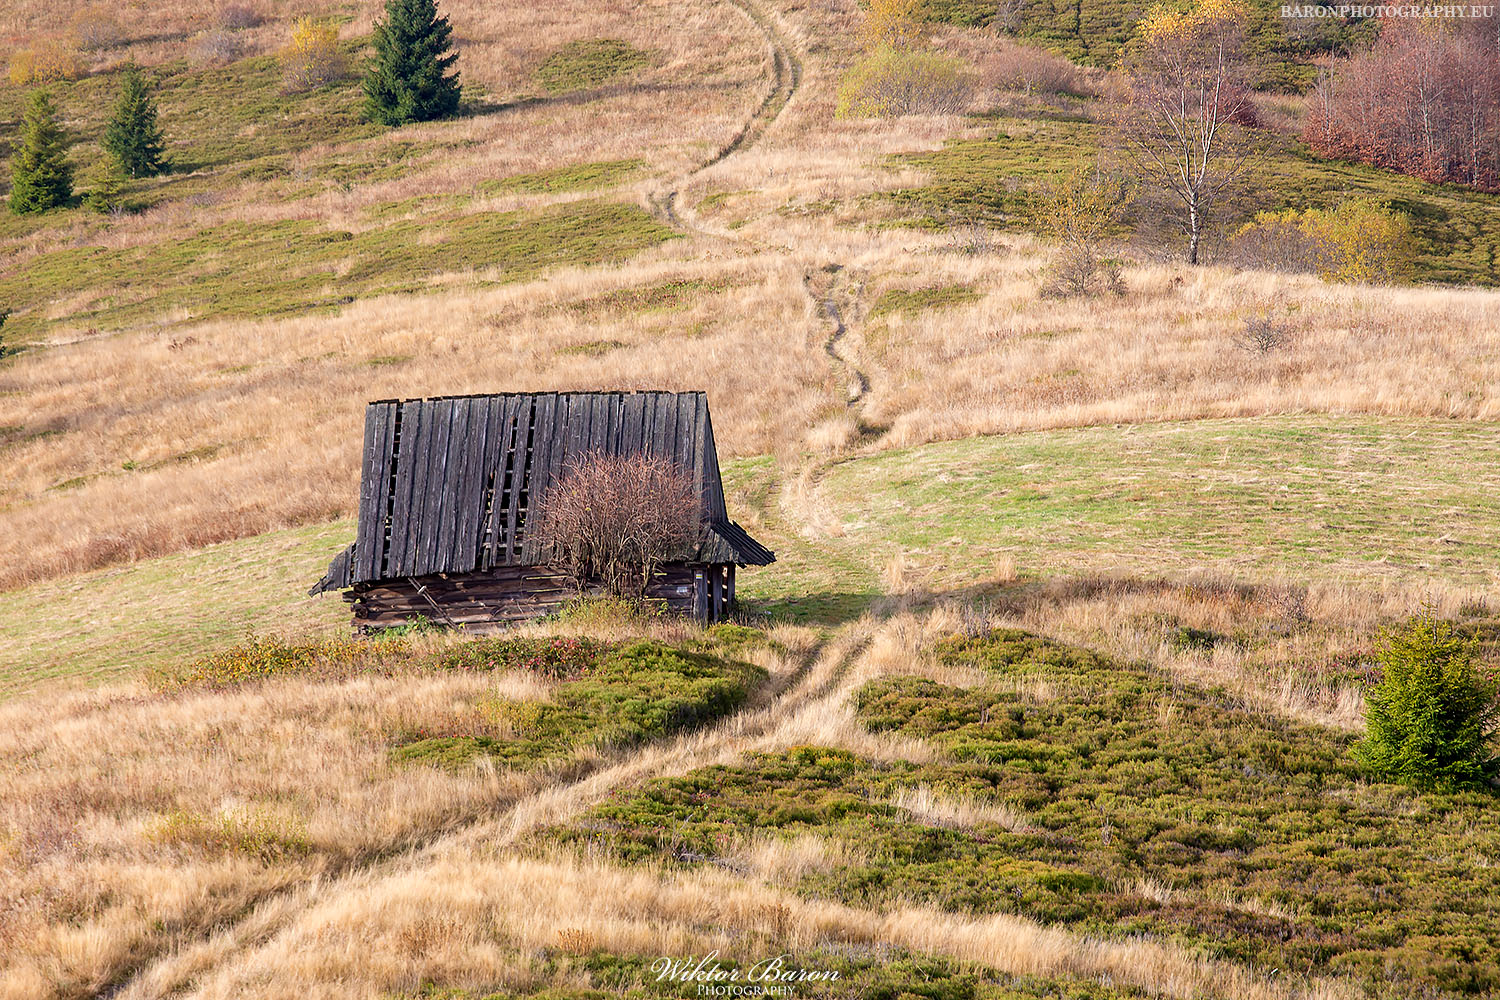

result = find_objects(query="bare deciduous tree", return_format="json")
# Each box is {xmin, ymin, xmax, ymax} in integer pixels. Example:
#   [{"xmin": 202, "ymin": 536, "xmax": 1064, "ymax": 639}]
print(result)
[
  {"xmin": 532, "ymin": 453, "xmax": 700, "ymax": 599},
  {"xmin": 993, "ymin": 0, "xmax": 1030, "ymax": 35},
  {"xmin": 1109, "ymin": 0, "xmax": 1259, "ymax": 265}
]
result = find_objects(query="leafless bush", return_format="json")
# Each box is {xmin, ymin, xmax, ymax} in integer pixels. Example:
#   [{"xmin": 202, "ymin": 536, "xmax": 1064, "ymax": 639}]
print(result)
[
  {"xmin": 1268, "ymin": 585, "xmax": 1311, "ymax": 630},
  {"xmin": 533, "ymin": 453, "xmax": 700, "ymax": 599},
  {"xmin": 945, "ymin": 219, "xmax": 993, "ymax": 255},
  {"xmin": 70, "ymin": 6, "xmax": 124, "ymax": 52},
  {"xmin": 217, "ymin": 3, "xmax": 263, "ymax": 30},
  {"xmin": 986, "ymin": 39, "xmax": 1088, "ymax": 97},
  {"xmin": 1234, "ymin": 317, "xmax": 1293, "ymax": 355},
  {"xmin": 993, "ymin": 0, "xmax": 1031, "ymax": 34},
  {"xmin": 1040, "ymin": 247, "xmax": 1123, "ymax": 298},
  {"xmin": 193, "ymin": 28, "xmax": 247, "ymax": 65}
]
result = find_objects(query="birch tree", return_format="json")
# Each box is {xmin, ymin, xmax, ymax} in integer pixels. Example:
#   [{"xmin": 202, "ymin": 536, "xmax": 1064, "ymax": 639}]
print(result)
[{"xmin": 1110, "ymin": 0, "xmax": 1258, "ymax": 264}]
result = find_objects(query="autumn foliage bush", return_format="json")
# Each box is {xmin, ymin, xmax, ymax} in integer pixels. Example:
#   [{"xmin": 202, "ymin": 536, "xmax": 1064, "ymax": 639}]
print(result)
[
  {"xmin": 281, "ymin": 17, "xmax": 346, "ymax": 93},
  {"xmin": 8, "ymin": 38, "xmax": 84, "ymax": 86},
  {"xmin": 836, "ymin": 46, "xmax": 973, "ymax": 117},
  {"xmin": 1305, "ymin": 15, "xmax": 1500, "ymax": 192},
  {"xmin": 1228, "ymin": 201, "xmax": 1417, "ymax": 284}
]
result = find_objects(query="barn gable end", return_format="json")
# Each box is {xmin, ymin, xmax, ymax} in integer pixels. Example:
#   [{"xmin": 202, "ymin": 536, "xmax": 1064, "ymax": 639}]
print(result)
[{"xmin": 310, "ymin": 391, "xmax": 772, "ymax": 627}]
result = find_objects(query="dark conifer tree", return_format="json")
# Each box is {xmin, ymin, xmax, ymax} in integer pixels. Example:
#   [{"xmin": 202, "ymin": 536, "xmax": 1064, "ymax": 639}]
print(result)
[
  {"xmin": 103, "ymin": 63, "xmax": 168, "ymax": 179},
  {"xmin": 363, "ymin": 0, "xmax": 462, "ymax": 126},
  {"xmin": 9, "ymin": 91, "xmax": 73, "ymax": 214}
]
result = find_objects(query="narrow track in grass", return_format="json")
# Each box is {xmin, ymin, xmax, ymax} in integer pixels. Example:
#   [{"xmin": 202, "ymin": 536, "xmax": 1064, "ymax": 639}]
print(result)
[
  {"xmin": 115, "ymin": 627, "xmax": 883, "ymax": 999},
  {"xmin": 647, "ymin": 0, "xmax": 800, "ymax": 235}
]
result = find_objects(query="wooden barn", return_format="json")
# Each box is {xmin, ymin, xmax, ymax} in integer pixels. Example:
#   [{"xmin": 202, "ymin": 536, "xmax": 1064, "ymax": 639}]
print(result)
[{"xmin": 310, "ymin": 391, "xmax": 774, "ymax": 630}]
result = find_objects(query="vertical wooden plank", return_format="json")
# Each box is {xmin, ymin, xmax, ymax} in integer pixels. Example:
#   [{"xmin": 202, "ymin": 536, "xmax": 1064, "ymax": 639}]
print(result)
[
  {"xmin": 570, "ymin": 393, "xmax": 589, "ymax": 462},
  {"xmin": 726, "ymin": 564, "xmax": 735, "ymax": 612},
  {"xmin": 476, "ymin": 396, "xmax": 508, "ymax": 569},
  {"xmin": 642, "ymin": 392, "xmax": 663, "ymax": 460},
  {"xmin": 620, "ymin": 392, "xmax": 644, "ymax": 459},
  {"xmin": 387, "ymin": 401, "xmax": 425, "ymax": 578},
  {"xmin": 521, "ymin": 393, "xmax": 556, "ymax": 563},
  {"xmin": 430, "ymin": 397, "xmax": 471, "ymax": 574},
  {"xmin": 584, "ymin": 393, "xmax": 606, "ymax": 457},
  {"xmin": 693, "ymin": 567, "xmax": 708, "ymax": 623},
  {"xmin": 446, "ymin": 397, "xmax": 484, "ymax": 573},
  {"xmin": 484, "ymin": 396, "xmax": 521, "ymax": 566},
  {"xmin": 654, "ymin": 392, "xmax": 676, "ymax": 466},
  {"xmin": 682, "ymin": 393, "xmax": 706, "ymax": 520},
  {"xmin": 700, "ymin": 402, "xmax": 727, "ymax": 521},
  {"xmin": 412, "ymin": 398, "xmax": 454, "ymax": 577},
  {"xmin": 355, "ymin": 402, "xmax": 394, "ymax": 582},
  {"xmin": 606, "ymin": 392, "xmax": 625, "ymax": 456},
  {"xmin": 503, "ymin": 396, "xmax": 534, "ymax": 563}
]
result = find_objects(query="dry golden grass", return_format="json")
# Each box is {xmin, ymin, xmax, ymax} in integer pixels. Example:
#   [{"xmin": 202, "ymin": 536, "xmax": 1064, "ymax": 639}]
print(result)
[
  {"xmin": 157, "ymin": 849, "xmax": 1353, "ymax": 1000},
  {"xmin": 0, "ymin": 622, "xmax": 817, "ymax": 1000}
]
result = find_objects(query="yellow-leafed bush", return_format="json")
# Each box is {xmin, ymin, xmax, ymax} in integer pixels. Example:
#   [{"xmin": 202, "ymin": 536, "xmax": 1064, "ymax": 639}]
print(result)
[
  {"xmin": 8, "ymin": 39, "xmax": 85, "ymax": 86},
  {"xmin": 862, "ymin": 0, "xmax": 930, "ymax": 52},
  {"xmin": 836, "ymin": 45, "xmax": 972, "ymax": 118},
  {"xmin": 281, "ymin": 17, "xmax": 345, "ymax": 93},
  {"xmin": 1230, "ymin": 201, "xmax": 1417, "ymax": 285}
]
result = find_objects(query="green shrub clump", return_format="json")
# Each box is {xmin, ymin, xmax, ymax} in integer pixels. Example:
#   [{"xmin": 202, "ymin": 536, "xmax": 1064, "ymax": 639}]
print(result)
[
  {"xmin": 1355, "ymin": 611, "xmax": 1500, "ymax": 791},
  {"xmin": 393, "ymin": 640, "xmax": 765, "ymax": 769},
  {"xmin": 835, "ymin": 45, "xmax": 972, "ymax": 118}
]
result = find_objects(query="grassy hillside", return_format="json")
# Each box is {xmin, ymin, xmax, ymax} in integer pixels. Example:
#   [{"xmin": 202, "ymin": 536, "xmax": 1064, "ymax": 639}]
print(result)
[
  {"xmin": 820, "ymin": 415, "xmax": 1500, "ymax": 589},
  {"xmin": 2, "ymin": 0, "xmax": 1500, "ymax": 997},
  {"xmin": 882, "ymin": 111, "xmax": 1500, "ymax": 285}
]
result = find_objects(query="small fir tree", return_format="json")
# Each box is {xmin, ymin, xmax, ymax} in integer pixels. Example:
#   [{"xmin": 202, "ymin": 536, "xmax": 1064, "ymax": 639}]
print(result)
[
  {"xmin": 1355, "ymin": 610, "xmax": 1500, "ymax": 791},
  {"xmin": 363, "ymin": 0, "xmax": 462, "ymax": 126},
  {"xmin": 102, "ymin": 62, "xmax": 167, "ymax": 178},
  {"xmin": 9, "ymin": 90, "xmax": 73, "ymax": 214}
]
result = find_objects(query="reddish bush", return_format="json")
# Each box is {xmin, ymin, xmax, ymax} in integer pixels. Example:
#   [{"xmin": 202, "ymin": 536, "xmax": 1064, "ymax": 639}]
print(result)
[{"xmin": 1305, "ymin": 15, "xmax": 1500, "ymax": 192}]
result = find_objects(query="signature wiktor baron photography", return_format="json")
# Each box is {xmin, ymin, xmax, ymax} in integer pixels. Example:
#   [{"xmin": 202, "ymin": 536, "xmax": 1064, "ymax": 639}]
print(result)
[{"xmin": 2, "ymin": 0, "xmax": 1500, "ymax": 997}]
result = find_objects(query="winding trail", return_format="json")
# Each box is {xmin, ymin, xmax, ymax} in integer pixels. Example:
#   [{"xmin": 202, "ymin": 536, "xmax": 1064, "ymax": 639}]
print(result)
[
  {"xmin": 115, "ymin": 11, "xmax": 873, "ymax": 995},
  {"xmin": 120, "ymin": 626, "xmax": 877, "ymax": 1000}
]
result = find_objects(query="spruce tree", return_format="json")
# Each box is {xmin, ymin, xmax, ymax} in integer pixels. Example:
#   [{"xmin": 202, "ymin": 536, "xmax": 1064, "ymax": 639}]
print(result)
[
  {"xmin": 363, "ymin": 0, "xmax": 462, "ymax": 126},
  {"xmin": 9, "ymin": 91, "xmax": 73, "ymax": 214},
  {"xmin": 103, "ymin": 63, "xmax": 167, "ymax": 179}
]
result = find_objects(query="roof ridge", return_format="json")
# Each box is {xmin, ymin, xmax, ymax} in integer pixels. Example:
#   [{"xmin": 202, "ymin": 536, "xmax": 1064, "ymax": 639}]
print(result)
[{"xmin": 367, "ymin": 390, "xmax": 708, "ymax": 404}]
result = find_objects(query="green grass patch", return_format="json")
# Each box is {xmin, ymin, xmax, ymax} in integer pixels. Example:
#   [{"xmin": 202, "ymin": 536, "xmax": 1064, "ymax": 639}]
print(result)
[
  {"xmin": 480, "ymin": 159, "xmax": 645, "ymax": 196},
  {"xmin": 883, "ymin": 112, "xmax": 1500, "ymax": 285},
  {"xmin": 0, "ymin": 520, "xmax": 353, "ymax": 698},
  {"xmin": 0, "ymin": 200, "xmax": 678, "ymax": 339},
  {"xmin": 869, "ymin": 283, "xmax": 982, "ymax": 317},
  {"xmin": 820, "ymin": 416, "xmax": 1500, "ymax": 590},
  {"xmin": 390, "ymin": 640, "xmax": 766, "ymax": 771},
  {"xmin": 556, "ymin": 339, "xmax": 627, "ymax": 357},
  {"xmin": 553, "ymin": 628, "xmax": 1500, "ymax": 998},
  {"xmin": 558, "ymin": 277, "xmax": 740, "ymax": 318},
  {"xmin": 535, "ymin": 39, "xmax": 651, "ymax": 94}
]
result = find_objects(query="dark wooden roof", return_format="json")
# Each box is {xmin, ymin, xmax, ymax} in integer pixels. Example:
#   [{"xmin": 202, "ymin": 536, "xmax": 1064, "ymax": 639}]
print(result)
[{"xmin": 312, "ymin": 391, "xmax": 774, "ymax": 594}]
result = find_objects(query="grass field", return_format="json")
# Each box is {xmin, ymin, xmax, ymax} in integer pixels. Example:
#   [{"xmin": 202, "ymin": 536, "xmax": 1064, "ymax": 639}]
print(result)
[
  {"xmin": 6, "ymin": 417, "xmax": 1496, "ymax": 701},
  {"xmin": 820, "ymin": 415, "xmax": 1500, "ymax": 591},
  {"xmin": 3, "ymin": 0, "xmax": 1500, "ymax": 997}
]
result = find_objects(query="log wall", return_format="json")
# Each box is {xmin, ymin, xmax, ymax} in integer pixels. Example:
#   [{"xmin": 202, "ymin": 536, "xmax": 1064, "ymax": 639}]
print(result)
[{"xmin": 347, "ymin": 562, "xmax": 734, "ymax": 631}]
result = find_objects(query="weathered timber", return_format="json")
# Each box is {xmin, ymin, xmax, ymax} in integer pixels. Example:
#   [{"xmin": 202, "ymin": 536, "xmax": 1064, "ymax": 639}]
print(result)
[{"xmin": 312, "ymin": 391, "xmax": 772, "ymax": 628}]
